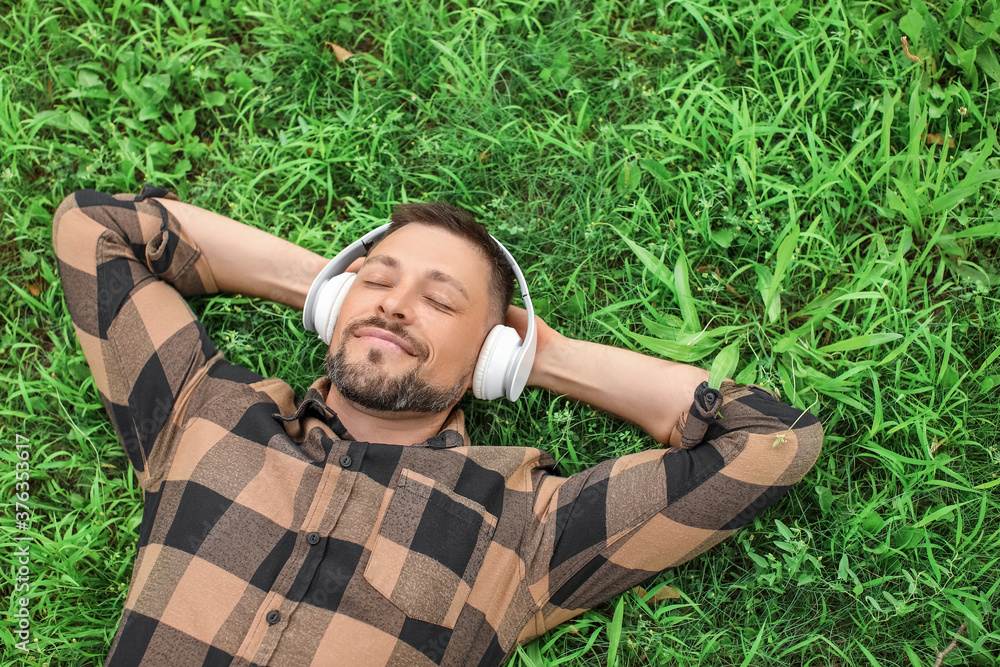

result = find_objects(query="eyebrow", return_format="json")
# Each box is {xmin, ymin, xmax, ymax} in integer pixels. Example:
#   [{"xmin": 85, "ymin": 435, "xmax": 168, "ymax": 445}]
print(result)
[{"xmin": 365, "ymin": 254, "xmax": 470, "ymax": 301}]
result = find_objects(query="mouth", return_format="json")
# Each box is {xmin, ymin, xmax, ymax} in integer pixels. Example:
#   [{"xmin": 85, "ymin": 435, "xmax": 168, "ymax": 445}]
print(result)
[{"xmin": 354, "ymin": 327, "xmax": 417, "ymax": 356}]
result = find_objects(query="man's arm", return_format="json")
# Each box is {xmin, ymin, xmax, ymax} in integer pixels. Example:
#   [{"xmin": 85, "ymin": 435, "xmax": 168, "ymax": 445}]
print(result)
[
  {"xmin": 505, "ymin": 308, "xmax": 710, "ymax": 445},
  {"xmin": 503, "ymin": 308, "xmax": 823, "ymax": 643},
  {"xmin": 152, "ymin": 197, "xmax": 328, "ymax": 310},
  {"xmin": 53, "ymin": 189, "xmax": 225, "ymax": 487},
  {"xmin": 52, "ymin": 188, "xmax": 327, "ymax": 488}
]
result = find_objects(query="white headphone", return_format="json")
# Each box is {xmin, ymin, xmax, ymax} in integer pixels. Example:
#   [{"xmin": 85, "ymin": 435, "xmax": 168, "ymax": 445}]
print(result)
[{"xmin": 302, "ymin": 223, "xmax": 537, "ymax": 401}]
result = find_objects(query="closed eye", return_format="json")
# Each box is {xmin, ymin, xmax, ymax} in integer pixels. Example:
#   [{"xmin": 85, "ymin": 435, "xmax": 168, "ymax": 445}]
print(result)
[{"xmin": 427, "ymin": 297, "xmax": 453, "ymax": 311}]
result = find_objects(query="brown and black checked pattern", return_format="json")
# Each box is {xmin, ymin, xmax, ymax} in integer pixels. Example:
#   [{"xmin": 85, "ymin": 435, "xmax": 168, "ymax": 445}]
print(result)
[{"xmin": 53, "ymin": 189, "xmax": 824, "ymax": 666}]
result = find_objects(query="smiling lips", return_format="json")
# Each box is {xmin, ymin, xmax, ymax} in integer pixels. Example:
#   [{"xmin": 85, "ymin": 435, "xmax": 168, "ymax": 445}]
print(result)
[{"xmin": 354, "ymin": 327, "xmax": 417, "ymax": 356}]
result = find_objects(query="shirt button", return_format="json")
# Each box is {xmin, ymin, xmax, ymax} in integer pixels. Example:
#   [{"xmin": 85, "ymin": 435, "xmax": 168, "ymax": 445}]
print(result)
[
  {"xmin": 339, "ymin": 454, "xmax": 352, "ymax": 468},
  {"xmin": 306, "ymin": 532, "xmax": 320, "ymax": 545},
  {"xmin": 266, "ymin": 610, "xmax": 280, "ymax": 625}
]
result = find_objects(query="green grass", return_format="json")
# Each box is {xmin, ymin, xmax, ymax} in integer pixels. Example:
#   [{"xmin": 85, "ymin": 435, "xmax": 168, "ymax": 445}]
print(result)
[{"xmin": 2, "ymin": 0, "xmax": 999, "ymax": 664}]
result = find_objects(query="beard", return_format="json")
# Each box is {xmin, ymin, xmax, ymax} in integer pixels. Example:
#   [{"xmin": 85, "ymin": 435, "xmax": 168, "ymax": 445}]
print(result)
[{"xmin": 325, "ymin": 317, "xmax": 471, "ymax": 414}]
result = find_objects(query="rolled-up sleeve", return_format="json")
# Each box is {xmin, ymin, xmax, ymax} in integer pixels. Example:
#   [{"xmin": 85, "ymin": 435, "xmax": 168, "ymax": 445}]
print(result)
[
  {"xmin": 519, "ymin": 382, "xmax": 823, "ymax": 640},
  {"xmin": 52, "ymin": 188, "xmax": 220, "ymax": 489}
]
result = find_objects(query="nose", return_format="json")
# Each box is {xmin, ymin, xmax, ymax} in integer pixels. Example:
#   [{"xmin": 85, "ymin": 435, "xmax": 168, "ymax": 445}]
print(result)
[{"xmin": 374, "ymin": 284, "xmax": 411, "ymax": 321}]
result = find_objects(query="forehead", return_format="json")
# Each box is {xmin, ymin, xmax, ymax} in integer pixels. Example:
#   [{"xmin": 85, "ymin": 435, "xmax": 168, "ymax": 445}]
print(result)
[{"xmin": 366, "ymin": 224, "xmax": 491, "ymax": 292}]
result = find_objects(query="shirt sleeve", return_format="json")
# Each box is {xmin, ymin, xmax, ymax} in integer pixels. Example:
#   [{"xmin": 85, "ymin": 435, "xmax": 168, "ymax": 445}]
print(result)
[
  {"xmin": 52, "ymin": 188, "xmax": 220, "ymax": 490},
  {"xmin": 518, "ymin": 382, "xmax": 823, "ymax": 639}
]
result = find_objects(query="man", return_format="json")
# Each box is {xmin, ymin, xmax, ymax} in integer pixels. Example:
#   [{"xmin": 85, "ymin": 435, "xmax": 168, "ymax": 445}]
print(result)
[{"xmin": 53, "ymin": 186, "xmax": 822, "ymax": 666}]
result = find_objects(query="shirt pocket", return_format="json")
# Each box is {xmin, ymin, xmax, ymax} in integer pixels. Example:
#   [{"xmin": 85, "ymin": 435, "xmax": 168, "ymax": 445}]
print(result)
[{"xmin": 364, "ymin": 468, "xmax": 497, "ymax": 629}]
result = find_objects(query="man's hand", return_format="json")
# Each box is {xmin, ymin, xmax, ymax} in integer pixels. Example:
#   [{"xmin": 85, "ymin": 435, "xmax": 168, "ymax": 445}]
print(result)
[
  {"xmin": 503, "ymin": 305, "xmax": 563, "ymax": 388},
  {"xmin": 504, "ymin": 305, "xmax": 709, "ymax": 446}
]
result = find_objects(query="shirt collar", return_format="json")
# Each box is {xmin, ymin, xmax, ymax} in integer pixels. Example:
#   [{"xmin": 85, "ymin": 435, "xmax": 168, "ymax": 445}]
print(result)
[{"xmin": 274, "ymin": 376, "xmax": 471, "ymax": 448}]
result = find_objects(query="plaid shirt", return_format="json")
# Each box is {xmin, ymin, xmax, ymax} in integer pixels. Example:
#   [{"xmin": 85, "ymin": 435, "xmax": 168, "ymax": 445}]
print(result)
[{"xmin": 53, "ymin": 189, "xmax": 823, "ymax": 667}]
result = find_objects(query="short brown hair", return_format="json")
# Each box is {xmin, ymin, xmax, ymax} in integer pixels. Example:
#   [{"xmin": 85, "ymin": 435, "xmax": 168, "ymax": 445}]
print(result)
[{"xmin": 373, "ymin": 202, "xmax": 515, "ymax": 326}]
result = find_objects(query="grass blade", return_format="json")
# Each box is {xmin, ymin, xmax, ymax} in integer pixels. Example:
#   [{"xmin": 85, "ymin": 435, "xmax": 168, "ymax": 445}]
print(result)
[
  {"xmin": 819, "ymin": 333, "xmax": 903, "ymax": 353},
  {"xmin": 606, "ymin": 597, "xmax": 624, "ymax": 667},
  {"xmin": 674, "ymin": 247, "xmax": 699, "ymax": 331},
  {"xmin": 763, "ymin": 223, "xmax": 800, "ymax": 323},
  {"xmin": 708, "ymin": 341, "xmax": 739, "ymax": 389},
  {"xmin": 614, "ymin": 228, "xmax": 674, "ymax": 289}
]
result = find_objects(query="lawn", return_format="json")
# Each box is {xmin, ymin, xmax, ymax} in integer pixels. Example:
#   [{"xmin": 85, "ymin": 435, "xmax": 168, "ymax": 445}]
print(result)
[{"xmin": 1, "ymin": 0, "xmax": 999, "ymax": 665}]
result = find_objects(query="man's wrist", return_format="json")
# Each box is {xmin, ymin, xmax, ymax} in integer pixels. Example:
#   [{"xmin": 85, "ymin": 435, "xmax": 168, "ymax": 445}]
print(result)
[{"xmin": 528, "ymin": 335, "xmax": 597, "ymax": 396}]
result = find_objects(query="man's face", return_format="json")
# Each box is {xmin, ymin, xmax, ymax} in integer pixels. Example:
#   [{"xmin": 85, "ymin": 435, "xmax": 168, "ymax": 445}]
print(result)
[{"xmin": 325, "ymin": 223, "xmax": 494, "ymax": 413}]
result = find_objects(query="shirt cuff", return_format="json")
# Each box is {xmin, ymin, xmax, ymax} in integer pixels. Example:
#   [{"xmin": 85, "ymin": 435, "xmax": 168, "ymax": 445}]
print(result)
[{"xmin": 140, "ymin": 188, "xmax": 218, "ymax": 296}]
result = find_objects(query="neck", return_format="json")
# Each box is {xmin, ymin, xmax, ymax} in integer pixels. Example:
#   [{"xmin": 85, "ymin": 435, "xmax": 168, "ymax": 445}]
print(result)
[{"xmin": 324, "ymin": 382, "xmax": 453, "ymax": 445}]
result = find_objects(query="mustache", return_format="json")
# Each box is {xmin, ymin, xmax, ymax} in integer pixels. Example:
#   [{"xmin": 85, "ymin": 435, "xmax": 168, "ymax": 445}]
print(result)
[{"xmin": 342, "ymin": 316, "xmax": 428, "ymax": 359}]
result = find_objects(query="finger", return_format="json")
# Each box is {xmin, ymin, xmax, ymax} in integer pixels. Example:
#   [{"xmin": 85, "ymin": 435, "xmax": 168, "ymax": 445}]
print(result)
[
  {"xmin": 345, "ymin": 256, "xmax": 365, "ymax": 273},
  {"xmin": 504, "ymin": 305, "xmax": 527, "ymax": 325}
]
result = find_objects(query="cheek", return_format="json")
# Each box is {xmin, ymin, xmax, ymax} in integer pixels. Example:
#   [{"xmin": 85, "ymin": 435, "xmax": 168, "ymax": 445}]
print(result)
[
  {"xmin": 431, "ymin": 327, "xmax": 483, "ymax": 370},
  {"xmin": 329, "ymin": 318, "xmax": 348, "ymax": 349},
  {"xmin": 461, "ymin": 330, "xmax": 489, "ymax": 370}
]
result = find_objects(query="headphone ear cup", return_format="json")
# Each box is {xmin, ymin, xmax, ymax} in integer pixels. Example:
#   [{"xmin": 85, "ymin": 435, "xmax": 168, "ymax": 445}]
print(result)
[
  {"xmin": 473, "ymin": 325, "xmax": 523, "ymax": 400},
  {"xmin": 313, "ymin": 273, "xmax": 356, "ymax": 345}
]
